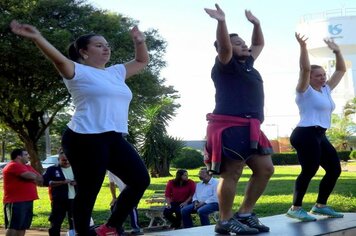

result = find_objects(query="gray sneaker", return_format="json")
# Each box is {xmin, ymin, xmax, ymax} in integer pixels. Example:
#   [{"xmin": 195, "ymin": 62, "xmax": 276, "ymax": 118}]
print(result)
[
  {"xmin": 214, "ymin": 218, "xmax": 259, "ymax": 235},
  {"xmin": 234, "ymin": 213, "xmax": 270, "ymax": 232}
]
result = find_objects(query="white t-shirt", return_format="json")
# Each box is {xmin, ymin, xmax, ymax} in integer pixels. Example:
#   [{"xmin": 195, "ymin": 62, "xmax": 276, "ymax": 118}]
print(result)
[
  {"xmin": 107, "ymin": 171, "xmax": 126, "ymax": 191},
  {"xmin": 61, "ymin": 166, "xmax": 75, "ymax": 199},
  {"xmin": 63, "ymin": 62, "xmax": 132, "ymax": 134},
  {"xmin": 296, "ymin": 85, "xmax": 335, "ymax": 129}
]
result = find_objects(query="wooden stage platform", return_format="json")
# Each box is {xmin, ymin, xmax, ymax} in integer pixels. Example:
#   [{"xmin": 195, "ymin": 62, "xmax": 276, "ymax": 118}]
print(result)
[{"xmin": 145, "ymin": 213, "xmax": 356, "ymax": 236}]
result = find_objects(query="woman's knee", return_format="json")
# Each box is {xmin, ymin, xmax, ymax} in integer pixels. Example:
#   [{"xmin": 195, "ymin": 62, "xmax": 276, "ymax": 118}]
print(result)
[
  {"xmin": 326, "ymin": 165, "xmax": 341, "ymax": 178},
  {"xmin": 140, "ymin": 173, "xmax": 151, "ymax": 189},
  {"xmin": 301, "ymin": 165, "xmax": 319, "ymax": 178}
]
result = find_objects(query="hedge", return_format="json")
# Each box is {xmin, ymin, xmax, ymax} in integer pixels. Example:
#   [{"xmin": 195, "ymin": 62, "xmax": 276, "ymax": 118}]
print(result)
[{"xmin": 272, "ymin": 151, "xmax": 351, "ymax": 165}]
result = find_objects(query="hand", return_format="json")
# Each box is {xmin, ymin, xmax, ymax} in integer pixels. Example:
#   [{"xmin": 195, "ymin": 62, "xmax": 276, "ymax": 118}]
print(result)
[
  {"xmin": 295, "ymin": 32, "xmax": 308, "ymax": 47},
  {"xmin": 195, "ymin": 201, "xmax": 205, "ymax": 209},
  {"xmin": 69, "ymin": 180, "xmax": 76, "ymax": 186},
  {"xmin": 324, "ymin": 38, "xmax": 340, "ymax": 53},
  {"xmin": 180, "ymin": 202, "xmax": 188, "ymax": 208},
  {"xmin": 35, "ymin": 175, "xmax": 43, "ymax": 185},
  {"xmin": 130, "ymin": 26, "xmax": 145, "ymax": 45},
  {"xmin": 193, "ymin": 201, "xmax": 199, "ymax": 210},
  {"xmin": 204, "ymin": 4, "xmax": 225, "ymax": 22},
  {"xmin": 10, "ymin": 20, "xmax": 41, "ymax": 40},
  {"xmin": 245, "ymin": 10, "xmax": 260, "ymax": 25}
]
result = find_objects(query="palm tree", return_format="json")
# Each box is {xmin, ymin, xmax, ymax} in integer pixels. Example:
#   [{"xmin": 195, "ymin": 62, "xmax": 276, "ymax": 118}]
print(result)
[{"xmin": 139, "ymin": 97, "xmax": 182, "ymax": 177}]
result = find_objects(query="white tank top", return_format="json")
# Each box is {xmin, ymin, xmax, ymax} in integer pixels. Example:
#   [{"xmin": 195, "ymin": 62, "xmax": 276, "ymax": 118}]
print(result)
[{"xmin": 296, "ymin": 85, "xmax": 335, "ymax": 129}]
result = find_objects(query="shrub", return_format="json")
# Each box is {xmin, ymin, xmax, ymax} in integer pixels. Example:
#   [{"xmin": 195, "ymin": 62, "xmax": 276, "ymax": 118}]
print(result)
[
  {"xmin": 339, "ymin": 151, "xmax": 351, "ymax": 161},
  {"xmin": 171, "ymin": 147, "xmax": 205, "ymax": 169},
  {"xmin": 272, "ymin": 152, "xmax": 299, "ymax": 165},
  {"xmin": 349, "ymin": 150, "xmax": 356, "ymax": 160}
]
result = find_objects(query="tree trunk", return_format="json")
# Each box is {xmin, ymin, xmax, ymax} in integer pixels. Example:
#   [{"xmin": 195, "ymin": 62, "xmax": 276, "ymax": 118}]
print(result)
[
  {"xmin": 1, "ymin": 140, "xmax": 5, "ymax": 162},
  {"xmin": 23, "ymin": 138, "xmax": 43, "ymax": 174},
  {"xmin": 159, "ymin": 157, "xmax": 171, "ymax": 177}
]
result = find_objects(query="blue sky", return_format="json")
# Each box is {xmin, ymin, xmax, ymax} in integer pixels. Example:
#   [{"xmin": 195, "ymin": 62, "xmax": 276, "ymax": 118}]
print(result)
[{"xmin": 89, "ymin": 0, "xmax": 356, "ymax": 140}]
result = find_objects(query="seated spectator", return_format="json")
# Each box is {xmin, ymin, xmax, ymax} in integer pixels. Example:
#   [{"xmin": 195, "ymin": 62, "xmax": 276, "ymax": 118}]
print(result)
[
  {"xmin": 43, "ymin": 149, "xmax": 76, "ymax": 236},
  {"xmin": 163, "ymin": 169, "xmax": 195, "ymax": 229},
  {"xmin": 181, "ymin": 168, "xmax": 219, "ymax": 228},
  {"xmin": 107, "ymin": 171, "xmax": 143, "ymax": 235}
]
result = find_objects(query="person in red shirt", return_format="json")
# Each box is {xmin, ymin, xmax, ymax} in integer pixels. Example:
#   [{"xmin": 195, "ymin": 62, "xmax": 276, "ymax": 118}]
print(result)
[
  {"xmin": 2, "ymin": 148, "xmax": 43, "ymax": 236},
  {"xmin": 163, "ymin": 169, "xmax": 196, "ymax": 229}
]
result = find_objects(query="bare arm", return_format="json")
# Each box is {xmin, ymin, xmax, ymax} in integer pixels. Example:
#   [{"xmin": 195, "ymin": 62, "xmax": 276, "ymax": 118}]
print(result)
[
  {"xmin": 325, "ymin": 39, "xmax": 346, "ymax": 90},
  {"xmin": 295, "ymin": 33, "xmax": 311, "ymax": 93},
  {"xmin": 21, "ymin": 171, "xmax": 43, "ymax": 185},
  {"xmin": 10, "ymin": 20, "xmax": 74, "ymax": 79},
  {"xmin": 246, "ymin": 10, "xmax": 264, "ymax": 60},
  {"xmin": 165, "ymin": 197, "xmax": 172, "ymax": 208},
  {"xmin": 49, "ymin": 179, "xmax": 72, "ymax": 187},
  {"xmin": 109, "ymin": 181, "xmax": 117, "ymax": 206},
  {"xmin": 205, "ymin": 4, "xmax": 232, "ymax": 65},
  {"xmin": 124, "ymin": 26, "xmax": 149, "ymax": 79}
]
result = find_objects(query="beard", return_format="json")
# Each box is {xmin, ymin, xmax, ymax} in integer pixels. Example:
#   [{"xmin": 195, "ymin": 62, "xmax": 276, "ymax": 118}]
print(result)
[{"xmin": 233, "ymin": 53, "xmax": 249, "ymax": 61}]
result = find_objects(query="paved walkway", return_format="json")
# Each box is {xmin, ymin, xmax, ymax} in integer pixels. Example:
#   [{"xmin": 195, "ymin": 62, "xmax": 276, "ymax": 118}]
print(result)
[{"xmin": 0, "ymin": 228, "xmax": 67, "ymax": 235}]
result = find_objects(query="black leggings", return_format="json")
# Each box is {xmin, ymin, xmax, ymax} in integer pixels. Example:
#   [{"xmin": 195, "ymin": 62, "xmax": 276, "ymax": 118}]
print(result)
[
  {"xmin": 290, "ymin": 126, "xmax": 341, "ymax": 207},
  {"xmin": 62, "ymin": 128, "xmax": 150, "ymax": 236}
]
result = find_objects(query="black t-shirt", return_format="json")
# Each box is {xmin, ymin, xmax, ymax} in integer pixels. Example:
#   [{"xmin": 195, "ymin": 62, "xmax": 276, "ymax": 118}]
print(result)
[{"xmin": 211, "ymin": 55, "xmax": 265, "ymax": 122}]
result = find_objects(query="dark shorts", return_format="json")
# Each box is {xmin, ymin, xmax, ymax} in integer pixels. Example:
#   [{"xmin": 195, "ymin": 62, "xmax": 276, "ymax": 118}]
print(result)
[
  {"xmin": 4, "ymin": 201, "xmax": 33, "ymax": 230},
  {"xmin": 222, "ymin": 126, "xmax": 259, "ymax": 160}
]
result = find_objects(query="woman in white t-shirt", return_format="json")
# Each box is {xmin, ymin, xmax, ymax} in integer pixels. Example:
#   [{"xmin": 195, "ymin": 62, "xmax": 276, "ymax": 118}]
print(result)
[
  {"xmin": 286, "ymin": 33, "xmax": 346, "ymax": 222},
  {"xmin": 10, "ymin": 20, "xmax": 150, "ymax": 236}
]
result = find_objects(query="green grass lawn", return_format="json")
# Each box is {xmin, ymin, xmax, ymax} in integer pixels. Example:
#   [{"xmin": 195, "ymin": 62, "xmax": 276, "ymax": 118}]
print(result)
[{"xmin": 1, "ymin": 164, "xmax": 356, "ymax": 229}]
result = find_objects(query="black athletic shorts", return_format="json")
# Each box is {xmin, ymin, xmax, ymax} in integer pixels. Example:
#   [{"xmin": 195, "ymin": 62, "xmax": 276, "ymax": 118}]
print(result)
[
  {"xmin": 222, "ymin": 126, "xmax": 259, "ymax": 161},
  {"xmin": 4, "ymin": 201, "xmax": 33, "ymax": 230}
]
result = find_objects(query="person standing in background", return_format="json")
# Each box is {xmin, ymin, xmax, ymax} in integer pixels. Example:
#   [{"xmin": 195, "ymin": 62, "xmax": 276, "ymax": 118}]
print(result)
[
  {"xmin": 3, "ymin": 148, "xmax": 43, "ymax": 236},
  {"xmin": 108, "ymin": 171, "xmax": 143, "ymax": 235},
  {"xmin": 43, "ymin": 149, "xmax": 76, "ymax": 236}
]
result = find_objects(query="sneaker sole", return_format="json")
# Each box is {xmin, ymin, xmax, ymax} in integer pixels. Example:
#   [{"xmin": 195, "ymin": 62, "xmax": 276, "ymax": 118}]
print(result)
[
  {"xmin": 310, "ymin": 210, "xmax": 344, "ymax": 218},
  {"xmin": 214, "ymin": 228, "xmax": 230, "ymax": 235},
  {"xmin": 253, "ymin": 227, "xmax": 270, "ymax": 233},
  {"xmin": 286, "ymin": 213, "xmax": 317, "ymax": 222},
  {"xmin": 215, "ymin": 227, "xmax": 259, "ymax": 235}
]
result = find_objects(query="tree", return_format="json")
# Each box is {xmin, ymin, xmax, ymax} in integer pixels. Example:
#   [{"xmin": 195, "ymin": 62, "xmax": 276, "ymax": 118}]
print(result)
[
  {"xmin": 140, "ymin": 97, "xmax": 182, "ymax": 177},
  {"xmin": 0, "ymin": 0, "xmax": 175, "ymax": 172},
  {"xmin": 0, "ymin": 123, "xmax": 22, "ymax": 161},
  {"xmin": 327, "ymin": 113, "xmax": 355, "ymax": 150},
  {"xmin": 313, "ymin": 98, "xmax": 356, "ymax": 151},
  {"xmin": 343, "ymin": 97, "xmax": 356, "ymax": 117}
]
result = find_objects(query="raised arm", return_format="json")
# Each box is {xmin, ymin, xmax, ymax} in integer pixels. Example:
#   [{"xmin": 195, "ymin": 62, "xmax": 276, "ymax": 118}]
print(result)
[
  {"xmin": 325, "ymin": 39, "xmax": 346, "ymax": 90},
  {"xmin": 245, "ymin": 10, "xmax": 264, "ymax": 60},
  {"xmin": 205, "ymin": 4, "xmax": 232, "ymax": 64},
  {"xmin": 124, "ymin": 26, "xmax": 149, "ymax": 79},
  {"xmin": 295, "ymin": 33, "xmax": 311, "ymax": 93},
  {"xmin": 10, "ymin": 20, "xmax": 74, "ymax": 79}
]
